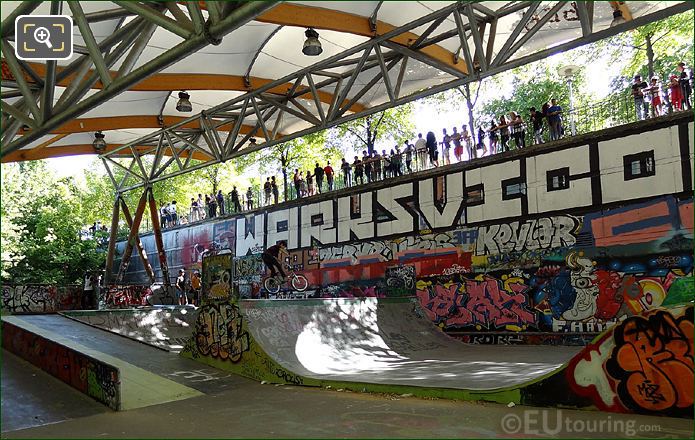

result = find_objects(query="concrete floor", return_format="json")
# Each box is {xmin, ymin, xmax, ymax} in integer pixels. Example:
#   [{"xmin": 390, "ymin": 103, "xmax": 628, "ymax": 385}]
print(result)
[{"xmin": 3, "ymin": 348, "xmax": 693, "ymax": 439}]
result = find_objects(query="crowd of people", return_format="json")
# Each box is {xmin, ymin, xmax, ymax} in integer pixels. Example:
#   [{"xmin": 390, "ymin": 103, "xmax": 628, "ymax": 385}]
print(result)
[
  {"xmin": 284, "ymin": 98, "xmax": 566, "ymax": 199},
  {"xmin": 157, "ymin": 62, "xmax": 692, "ymax": 228},
  {"xmin": 631, "ymin": 62, "xmax": 693, "ymax": 120}
]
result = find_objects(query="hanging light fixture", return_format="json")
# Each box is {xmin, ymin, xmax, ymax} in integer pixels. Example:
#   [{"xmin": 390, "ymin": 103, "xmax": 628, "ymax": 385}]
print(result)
[
  {"xmin": 302, "ymin": 28, "xmax": 322, "ymax": 56},
  {"xmin": 92, "ymin": 131, "xmax": 106, "ymax": 152},
  {"xmin": 176, "ymin": 91, "xmax": 192, "ymax": 112},
  {"xmin": 610, "ymin": 9, "xmax": 626, "ymax": 27}
]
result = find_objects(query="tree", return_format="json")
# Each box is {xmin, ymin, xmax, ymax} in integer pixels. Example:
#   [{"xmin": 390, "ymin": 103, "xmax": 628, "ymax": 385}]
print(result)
[
  {"xmin": 1, "ymin": 161, "xmax": 105, "ymax": 285},
  {"xmin": 579, "ymin": 11, "xmax": 693, "ymax": 93},
  {"xmin": 233, "ymin": 131, "xmax": 337, "ymax": 201},
  {"xmin": 328, "ymin": 104, "xmax": 415, "ymax": 155}
]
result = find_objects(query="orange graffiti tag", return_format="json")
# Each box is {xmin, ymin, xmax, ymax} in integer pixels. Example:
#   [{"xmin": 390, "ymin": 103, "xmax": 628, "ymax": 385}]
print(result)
[{"xmin": 606, "ymin": 308, "xmax": 694, "ymax": 415}]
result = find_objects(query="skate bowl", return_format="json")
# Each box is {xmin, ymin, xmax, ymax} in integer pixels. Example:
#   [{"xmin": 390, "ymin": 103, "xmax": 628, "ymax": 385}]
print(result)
[
  {"xmin": 61, "ymin": 306, "xmax": 198, "ymax": 352},
  {"xmin": 181, "ymin": 297, "xmax": 693, "ymax": 418}
]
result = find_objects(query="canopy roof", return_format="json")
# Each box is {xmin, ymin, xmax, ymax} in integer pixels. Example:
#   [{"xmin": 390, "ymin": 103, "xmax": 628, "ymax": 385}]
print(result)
[{"xmin": 1, "ymin": 1, "xmax": 691, "ymax": 189}]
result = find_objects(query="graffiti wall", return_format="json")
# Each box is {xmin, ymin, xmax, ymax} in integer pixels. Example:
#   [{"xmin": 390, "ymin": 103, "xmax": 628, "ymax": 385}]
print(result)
[
  {"xmin": 116, "ymin": 118, "xmax": 694, "ymax": 339},
  {"xmin": 566, "ymin": 305, "xmax": 693, "ymax": 417},
  {"xmin": 1, "ymin": 285, "xmax": 82, "ymax": 314},
  {"xmin": 234, "ymin": 254, "xmax": 264, "ymax": 299},
  {"xmin": 2, "ymin": 320, "xmax": 120, "ymax": 410},
  {"xmin": 181, "ymin": 299, "xmax": 308, "ymax": 387},
  {"xmin": 202, "ymin": 254, "xmax": 233, "ymax": 301}
]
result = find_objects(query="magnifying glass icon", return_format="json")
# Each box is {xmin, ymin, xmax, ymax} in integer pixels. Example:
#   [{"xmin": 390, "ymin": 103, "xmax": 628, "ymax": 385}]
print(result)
[{"xmin": 33, "ymin": 27, "xmax": 52, "ymax": 49}]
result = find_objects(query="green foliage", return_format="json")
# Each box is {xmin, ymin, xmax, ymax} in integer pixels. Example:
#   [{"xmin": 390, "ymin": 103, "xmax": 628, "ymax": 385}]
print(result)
[
  {"xmin": 233, "ymin": 131, "xmax": 338, "ymax": 200},
  {"xmin": 80, "ymin": 157, "xmax": 242, "ymax": 228},
  {"xmin": 327, "ymin": 104, "xmax": 415, "ymax": 154},
  {"xmin": 580, "ymin": 10, "xmax": 694, "ymax": 92},
  {"xmin": 1, "ymin": 161, "xmax": 105, "ymax": 284},
  {"xmin": 479, "ymin": 63, "xmax": 588, "ymax": 124}
]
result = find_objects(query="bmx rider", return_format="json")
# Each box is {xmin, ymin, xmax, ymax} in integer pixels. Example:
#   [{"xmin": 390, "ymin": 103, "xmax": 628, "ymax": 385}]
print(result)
[{"xmin": 262, "ymin": 240, "xmax": 288, "ymax": 279}]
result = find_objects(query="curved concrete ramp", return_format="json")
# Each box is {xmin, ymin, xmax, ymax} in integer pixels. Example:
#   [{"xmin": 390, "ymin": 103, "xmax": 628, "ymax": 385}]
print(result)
[
  {"xmin": 181, "ymin": 297, "xmax": 693, "ymax": 418},
  {"xmin": 242, "ymin": 298, "xmax": 579, "ymax": 390}
]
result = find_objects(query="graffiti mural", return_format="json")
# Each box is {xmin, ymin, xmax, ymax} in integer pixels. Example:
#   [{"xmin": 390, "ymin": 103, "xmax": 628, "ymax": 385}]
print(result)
[
  {"xmin": 417, "ymin": 274, "xmax": 537, "ymax": 330},
  {"xmin": 193, "ymin": 302, "xmax": 250, "ymax": 362},
  {"xmin": 203, "ymin": 254, "xmax": 233, "ymax": 300},
  {"xmin": 384, "ymin": 265, "xmax": 416, "ymax": 297},
  {"xmin": 606, "ymin": 308, "xmax": 694, "ymax": 415},
  {"xmin": 113, "ymin": 116, "xmax": 694, "ymax": 342},
  {"xmin": 319, "ymin": 240, "xmax": 392, "ymax": 265},
  {"xmin": 1, "ymin": 285, "xmax": 82, "ymax": 314},
  {"xmin": 102, "ymin": 285, "xmax": 153, "ymax": 308},
  {"xmin": 234, "ymin": 254, "xmax": 264, "ymax": 299},
  {"xmin": 568, "ymin": 306, "xmax": 693, "ymax": 417}
]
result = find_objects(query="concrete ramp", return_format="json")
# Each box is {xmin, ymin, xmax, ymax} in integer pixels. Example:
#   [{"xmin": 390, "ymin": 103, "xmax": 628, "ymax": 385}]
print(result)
[
  {"xmin": 61, "ymin": 306, "xmax": 197, "ymax": 352},
  {"xmin": 242, "ymin": 298, "xmax": 578, "ymax": 390},
  {"xmin": 2, "ymin": 315, "xmax": 203, "ymax": 411},
  {"xmin": 181, "ymin": 297, "xmax": 694, "ymax": 418}
]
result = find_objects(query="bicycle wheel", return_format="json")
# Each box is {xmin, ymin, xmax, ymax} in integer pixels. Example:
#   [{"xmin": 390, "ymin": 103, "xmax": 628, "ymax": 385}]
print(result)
[
  {"xmin": 264, "ymin": 276, "xmax": 281, "ymax": 294},
  {"xmin": 291, "ymin": 274, "xmax": 309, "ymax": 292}
]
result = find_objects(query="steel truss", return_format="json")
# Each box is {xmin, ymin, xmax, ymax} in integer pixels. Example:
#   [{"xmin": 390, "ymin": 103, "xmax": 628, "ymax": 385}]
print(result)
[
  {"xmin": 0, "ymin": 0, "xmax": 279, "ymax": 155},
  {"xmin": 87, "ymin": 0, "xmax": 691, "ymax": 193}
]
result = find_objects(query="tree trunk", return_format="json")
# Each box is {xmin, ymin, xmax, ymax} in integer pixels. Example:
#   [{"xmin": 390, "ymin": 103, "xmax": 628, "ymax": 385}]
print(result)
[
  {"xmin": 645, "ymin": 33, "xmax": 655, "ymax": 79},
  {"xmin": 464, "ymin": 83, "xmax": 476, "ymax": 140},
  {"xmin": 281, "ymin": 168, "xmax": 288, "ymax": 202}
]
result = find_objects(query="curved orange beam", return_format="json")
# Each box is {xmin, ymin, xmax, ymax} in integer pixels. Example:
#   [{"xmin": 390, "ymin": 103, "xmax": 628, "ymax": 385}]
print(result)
[
  {"xmin": 29, "ymin": 115, "xmax": 287, "ymax": 137},
  {"xmin": 5, "ymin": 115, "xmax": 284, "ymax": 162},
  {"xmin": 1, "ymin": 143, "xmax": 211, "ymax": 163},
  {"xmin": 18, "ymin": 63, "xmax": 366, "ymax": 113}
]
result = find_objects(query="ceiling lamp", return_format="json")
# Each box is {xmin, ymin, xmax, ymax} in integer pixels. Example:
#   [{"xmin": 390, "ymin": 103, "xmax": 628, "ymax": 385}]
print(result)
[
  {"xmin": 302, "ymin": 28, "xmax": 322, "ymax": 56},
  {"xmin": 93, "ymin": 131, "xmax": 106, "ymax": 152},
  {"xmin": 610, "ymin": 9, "xmax": 626, "ymax": 27},
  {"xmin": 176, "ymin": 91, "xmax": 192, "ymax": 112}
]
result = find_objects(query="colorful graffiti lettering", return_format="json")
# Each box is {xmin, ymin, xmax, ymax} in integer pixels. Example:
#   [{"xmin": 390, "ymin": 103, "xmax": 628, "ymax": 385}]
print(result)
[
  {"xmin": 475, "ymin": 216, "xmax": 580, "ymax": 256},
  {"xmin": 417, "ymin": 275, "xmax": 536, "ymax": 330},
  {"xmin": 103, "ymin": 285, "xmax": 153, "ymax": 308}
]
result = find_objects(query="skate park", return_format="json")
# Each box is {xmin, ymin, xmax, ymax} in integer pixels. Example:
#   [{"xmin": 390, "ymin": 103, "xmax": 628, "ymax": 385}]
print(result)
[{"xmin": 1, "ymin": 1, "xmax": 694, "ymax": 438}]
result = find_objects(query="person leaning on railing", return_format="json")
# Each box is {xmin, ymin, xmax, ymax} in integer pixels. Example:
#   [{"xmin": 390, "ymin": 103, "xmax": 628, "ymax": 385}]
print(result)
[{"xmin": 404, "ymin": 141, "xmax": 414, "ymax": 173}]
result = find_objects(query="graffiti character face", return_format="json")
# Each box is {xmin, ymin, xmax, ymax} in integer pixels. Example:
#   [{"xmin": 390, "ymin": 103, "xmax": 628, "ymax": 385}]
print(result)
[{"xmin": 562, "ymin": 254, "xmax": 599, "ymax": 321}]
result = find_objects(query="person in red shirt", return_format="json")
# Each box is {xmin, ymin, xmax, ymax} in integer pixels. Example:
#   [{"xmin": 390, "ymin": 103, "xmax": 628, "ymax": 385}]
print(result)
[{"xmin": 324, "ymin": 161, "xmax": 335, "ymax": 191}]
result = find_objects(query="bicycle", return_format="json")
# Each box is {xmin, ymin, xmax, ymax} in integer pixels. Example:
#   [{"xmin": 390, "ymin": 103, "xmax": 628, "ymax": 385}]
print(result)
[{"xmin": 263, "ymin": 270, "xmax": 309, "ymax": 294}]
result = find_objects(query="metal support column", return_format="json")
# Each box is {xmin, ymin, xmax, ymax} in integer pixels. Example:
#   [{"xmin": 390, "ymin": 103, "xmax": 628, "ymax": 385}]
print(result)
[
  {"xmin": 115, "ymin": 188, "xmax": 149, "ymax": 283},
  {"xmin": 147, "ymin": 187, "xmax": 171, "ymax": 289},
  {"xmin": 104, "ymin": 194, "xmax": 121, "ymax": 284},
  {"xmin": 119, "ymin": 198, "xmax": 155, "ymax": 283}
]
